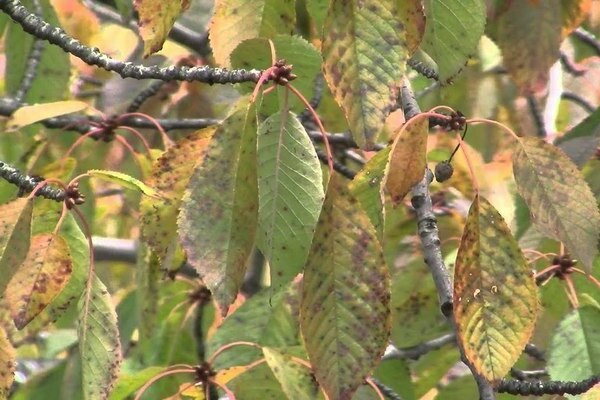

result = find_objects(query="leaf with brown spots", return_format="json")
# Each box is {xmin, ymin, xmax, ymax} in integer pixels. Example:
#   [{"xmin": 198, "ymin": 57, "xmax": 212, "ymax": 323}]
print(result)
[
  {"xmin": 78, "ymin": 273, "xmax": 122, "ymax": 400},
  {"xmin": 420, "ymin": 0, "xmax": 486, "ymax": 83},
  {"xmin": 262, "ymin": 346, "xmax": 319, "ymax": 400},
  {"xmin": 178, "ymin": 97, "xmax": 258, "ymax": 315},
  {"xmin": 398, "ymin": 0, "xmax": 426, "ymax": 55},
  {"xmin": 513, "ymin": 136, "xmax": 600, "ymax": 271},
  {"xmin": 257, "ymin": 109, "xmax": 324, "ymax": 291},
  {"xmin": 385, "ymin": 117, "xmax": 428, "ymax": 206},
  {"xmin": 300, "ymin": 173, "xmax": 390, "ymax": 400},
  {"xmin": 5, "ymin": 233, "xmax": 72, "ymax": 329},
  {"xmin": 321, "ymin": 0, "xmax": 408, "ymax": 149},
  {"xmin": 453, "ymin": 195, "xmax": 538, "ymax": 382},
  {"xmin": 209, "ymin": 0, "xmax": 296, "ymax": 67},
  {"xmin": 0, "ymin": 326, "xmax": 15, "ymax": 398},
  {"xmin": 0, "ymin": 197, "xmax": 33, "ymax": 296},
  {"xmin": 133, "ymin": 0, "xmax": 190, "ymax": 57},
  {"xmin": 140, "ymin": 127, "xmax": 215, "ymax": 262}
]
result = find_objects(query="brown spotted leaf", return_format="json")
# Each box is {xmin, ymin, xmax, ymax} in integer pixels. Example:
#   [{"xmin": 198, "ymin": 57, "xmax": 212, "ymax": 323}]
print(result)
[
  {"xmin": 5, "ymin": 233, "xmax": 72, "ymax": 329},
  {"xmin": 0, "ymin": 326, "xmax": 15, "ymax": 398},
  {"xmin": 385, "ymin": 117, "xmax": 428, "ymax": 205},
  {"xmin": 513, "ymin": 136, "xmax": 600, "ymax": 271},
  {"xmin": 300, "ymin": 173, "xmax": 390, "ymax": 400},
  {"xmin": 398, "ymin": 0, "xmax": 426, "ymax": 55},
  {"xmin": 0, "ymin": 197, "xmax": 33, "ymax": 295},
  {"xmin": 209, "ymin": 0, "xmax": 296, "ymax": 67},
  {"xmin": 78, "ymin": 273, "xmax": 122, "ymax": 400},
  {"xmin": 178, "ymin": 97, "xmax": 258, "ymax": 315},
  {"xmin": 321, "ymin": 0, "xmax": 407, "ymax": 149},
  {"xmin": 134, "ymin": 0, "xmax": 190, "ymax": 57},
  {"xmin": 453, "ymin": 195, "xmax": 538, "ymax": 382},
  {"xmin": 140, "ymin": 127, "xmax": 215, "ymax": 262},
  {"xmin": 262, "ymin": 346, "xmax": 320, "ymax": 400}
]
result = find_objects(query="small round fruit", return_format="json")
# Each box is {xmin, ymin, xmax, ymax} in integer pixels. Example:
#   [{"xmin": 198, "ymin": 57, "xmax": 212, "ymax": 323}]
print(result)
[{"xmin": 435, "ymin": 160, "xmax": 454, "ymax": 182}]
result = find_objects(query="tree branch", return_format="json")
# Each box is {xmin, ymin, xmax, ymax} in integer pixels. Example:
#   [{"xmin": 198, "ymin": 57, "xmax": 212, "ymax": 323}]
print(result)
[{"xmin": 0, "ymin": 160, "xmax": 65, "ymax": 201}]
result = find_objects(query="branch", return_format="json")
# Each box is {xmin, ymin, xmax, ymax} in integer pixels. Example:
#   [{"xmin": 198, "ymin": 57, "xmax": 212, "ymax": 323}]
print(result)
[
  {"xmin": 13, "ymin": 0, "xmax": 44, "ymax": 103},
  {"xmin": 497, "ymin": 375, "xmax": 600, "ymax": 396},
  {"xmin": 384, "ymin": 333, "xmax": 456, "ymax": 360},
  {"xmin": 126, "ymin": 80, "xmax": 169, "ymax": 113},
  {"xmin": 0, "ymin": 0, "xmax": 262, "ymax": 84},
  {"xmin": 573, "ymin": 27, "xmax": 600, "ymax": 56},
  {"xmin": 0, "ymin": 160, "xmax": 65, "ymax": 201}
]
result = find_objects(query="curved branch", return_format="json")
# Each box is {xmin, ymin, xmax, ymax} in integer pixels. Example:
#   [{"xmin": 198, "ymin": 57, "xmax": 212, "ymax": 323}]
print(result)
[{"xmin": 0, "ymin": 161, "xmax": 65, "ymax": 201}]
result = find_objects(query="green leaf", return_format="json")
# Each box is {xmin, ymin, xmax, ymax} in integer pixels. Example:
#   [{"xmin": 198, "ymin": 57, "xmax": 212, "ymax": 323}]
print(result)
[
  {"xmin": 453, "ymin": 195, "xmax": 538, "ymax": 382},
  {"xmin": 0, "ymin": 326, "xmax": 15, "ymax": 398},
  {"xmin": 300, "ymin": 173, "xmax": 391, "ymax": 400},
  {"xmin": 257, "ymin": 109, "xmax": 324, "ymax": 290},
  {"xmin": 420, "ymin": 0, "xmax": 485, "ymax": 83},
  {"xmin": 349, "ymin": 147, "xmax": 390, "ymax": 239},
  {"xmin": 262, "ymin": 347, "xmax": 320, "ymax": 400},
  {"xmin": 109, "ymin": 366, "xmax": 165, "ymax": 400},
  {"xmin": 0, "ymin": 197, "xmax": 33, "ymax": 295},
  {"xmin": 513, "ymin": 136, "xmax": 600, "ymax": 270},
  {"xmin": 5, "ymin": 233, "xmax": 72, "ymax": 329},
  {"xmin": 178, "ymin": 97, "xmax": 258, "ymax": 315},
  {"xmin": 321, "ymin": 0, "xmax": 408, "ymax": 149},
  {"xmin": 88, "ymin": 169, "xmax": 160, "ymax": 198},
  {"xmin": 374, "ymin": 358, "xmax": 415, "ymax": 400},
  {"xmin": 133, "ymin": 0, "xmax": 190, "ymax": 57},
  {"xmin": 209, "ymin": 0, "xmax": 296, "ymax": 67},
  {"xmin": 7, "ymin": 101, "xmax": 89, "ymax": 131},
  {"xmin": 78, "ymin": 274, "xmax": 122, "ymax": 400},
  {"xmin": 305, "ymin": 0, "xmax": 328, "ymax": 32},
  {"xmin": 227, "ymin": 362, "xmax": 288, "ymax": 399},
  {"xmin": 555, "ymin": 107, "xmax": 600, "ymax": 168},
  {"xmin": 140, "ymin": 127, "xmax": 215, "ymax": 261},
  {"xmin": 548, "ymin": 305, "xmax": 600, "ymax": 382}
]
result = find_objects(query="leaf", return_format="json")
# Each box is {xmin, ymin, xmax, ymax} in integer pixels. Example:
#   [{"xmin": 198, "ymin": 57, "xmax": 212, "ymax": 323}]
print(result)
[
  {"xmin": 110, "ymin": 366, "xmax": 165, "ymax": 400},
  {"xmin": 178, "ymin": 98, "xmax": 258, "ymax": 315},
  {"xmin": 321, "ymin": 0, "xmax": 407, "ymax": 149},
  {"xmin": 209, "ymin": 0, "xmax": 296, "ymax": 67},
  {"xmin": 0, "ymin": 326, "xmax": 16, "ymax": 398},
  {"xmin": 133, "ymin": 0, "xmax": 190, "ymax": 57},
  {"xmin": 547, "ymin": 305, "xmax": 600, "ymax": 382},
  {"xmin": 398, "ymin": 0, "xmax": 426, "ymax": 55},
  {"xmin": 7, "ymin": 101, "xmax": 89, "ymax": 131},
  {"xmin": 420, "ymin": 0, "xmax": 486, "ymax": 83},
  {"xmin": 5, "ymin": 233, "xmax": 72, "ymax": 329},
  {"xmin": 0, "ymin": 197, "xmax": 33, "ymax": 295},
  {"xmin": 494, "ymin": 0, "xmax": 561, "ymax": 94},
  {"xmin": 88, "ymin": 169, "xmax": 160, "ymax": 198},
  {"xmin": 555, "ymin": 107, "xmax": 600, "ymax": 168},
  {"xmin": 349, "ymin": 147, "xmax": 390, "ymax": 239},
  {"xmin": 453, "ymin": 195, "xmax": 538, "ymax": 382},
  {"xmin": 140, "ymin": 127, "xmax": 215, "ymax": 261},
  {"xmin": 262, "ymin": 347, "xmax": 320, "ymax": 400},
  {"xmin": 561, "ymin": 0, "xmax": 591, "ymax": 38},
  {"xmin": 78, "ymin": 274, "xmax": 122, "ymax": 400},
  {"xmin": 513, "ymin": 136, "xmax": 600, "ymax": 271},
  {"xmin": 300, "ymin": 173, "xmax": 390, "ymax": 400},
  {"xmin": 385, "ymin": 117, "xmax": 429, "ymax": 205},
  {"xmin": 257, "ymin": 109, "xmax": 324, "ymax": 290}
]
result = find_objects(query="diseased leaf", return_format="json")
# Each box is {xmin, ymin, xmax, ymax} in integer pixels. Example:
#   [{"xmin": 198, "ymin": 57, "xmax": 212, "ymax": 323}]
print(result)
[
  {"xmin": 321, "ymin": 0, "xmax": 407, "ymax": 149},
  {"xmin": 0, "ymin": 197, "xmax": 33, "ymax": 295},
  {"xmin": 398, "ymin": 0, "xmax": 426, "ymax": 55},
  {"xmin": 300, "ymin": 173, "xmax": 390, "ymax": 400},
  {"xmin": 178, "ymin": 98, "xmax": 258, "ymax": 315},
  {"xmin": 420, "ymin": 0, "xmax": 486, "ymax": 83},
  {"xmin": 513, "ymin": 137, "xmax": 600, "ymax": 271},
  {"xmin": 78, "ymin": 274, "xmax": 122, "ymax": 400},
  {"xmin": 548, "ymin": 305, "xmax": 600, "ymax": 383},
  {"xmin": 5, "ymin": 233, "xmax": 72, "ymax": 329},
  {"xmin": 349, "ymin": 147, "xmax": 390, "ymax": 239},
  {"xmin": 385, "ymin": 117, "xmax": 428, "ymax": 205},
  {"xmin": 0, "ymin": 326, "xmax": 15, "ymax": 398},
  {"xmin": 453, "ymin": 195, "xmax": 538, "ymax": 382},
  {"xmin": 257, "ymin": 109, "xmax": 324, "ymax": 290},
  {"xmin": 7, "ymin": 101, "xmax": 89, "ymax": 131},
  {"xmin": 555, "ymin": 107, "xmax": 600, "ymax": 168},
  {"xmin": 209, "ymin": 0, "xmax": 296, "ymax": 67},
  {"xmin": 88, "ymin": 169, "xmax": 160, "ymax": 198},
  {"xmin": 134, "ymin": 0, "xmax": 190, "ymax": 57},
  {"xmin": 263, "ymin": 347, "xmax": 320, "ymax": 400},
  {"xmin": 140, "ymin": 127, "xmax": 215, "ymax": 261},
  {"xmin": 495, "ymin": 0, "xmax": 561, "ymax": 94}
]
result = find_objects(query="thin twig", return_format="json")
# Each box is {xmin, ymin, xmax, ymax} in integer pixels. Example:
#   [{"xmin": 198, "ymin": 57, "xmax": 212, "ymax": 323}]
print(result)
[
  {"xmin": 13, "ymin": 0, "xmax": 44, "ymax": 103},
  {"xmin": 384, "ymin": 333, "xmax": 456, "ymax": 360}
]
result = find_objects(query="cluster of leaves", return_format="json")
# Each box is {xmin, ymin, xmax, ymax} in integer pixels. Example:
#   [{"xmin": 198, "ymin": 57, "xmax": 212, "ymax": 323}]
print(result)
[{"xmin": 0, "ymin": 0, "xmax": 600, "ymax": 400}]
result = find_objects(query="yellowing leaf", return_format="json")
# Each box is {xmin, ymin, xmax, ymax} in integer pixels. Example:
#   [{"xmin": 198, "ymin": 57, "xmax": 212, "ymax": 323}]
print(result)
[
  {"xmin": 561, "ymin": 0, "xmax": 591, "ymax": 38},
  {"xmin": 453, "ymin": 195, "xmax": 538, "ymax": 382},
  {"xmin": 134, "ymin": 0, "xmax": 190, "ymax": 57},
  {"xmin": 5, "ymin": 233, "xmax": 72, "ymax": 329},
  {"xmin": 88, "ymin": 169, "xmax": 160, "ymax": 198},
  {"xmin": 7, "ymin": 101, "xmax": 89, "ymax": 130},
  {"xmin": 141, "ymin": 127, "xmax": 215, "ymax": 261},
  {"xmin": 321, "ymin": 0, "xmax": 407, "ymax": 149},
  {"xmin": 385, "ymin": 117, "xmax": 428, "ymax": 205},
  {"xmin": 178, "ymin": 98, "xmax": 258, "ymax": 315},
  {"xmin": 0, "ymin": 326, "xmax": 15, "ymax": 398},
  {"xmin": 300, "ymin": 173, "xmax": 390, "ymax": 400},
  {"xmin": 513, "ymin": 137, "xmax": 600, "ymax": 271},
  {"xmin": 209, "ymin": 0, "xmax": 296, "ymax": 67},
  {"xmin": 51, "ymin": 0, "xmax": 101, "ymax": 45},
  {"xmin": 78, "ymin": 274, "xmax": 122, "ymax": 400},
  {"xmin": 398, "ymin": 0, "xmax": 426, "ymax": 55},
  {"xmin": 214, "ymin": 365, "xmax": 255, "ymax": 385},
  {"xmin": 262, "ymin": 347, "xmax": 319, "ymax": 400},
  {"xmin": 0, "ymin": 197, "xmax": 33, "ymax": 295}
]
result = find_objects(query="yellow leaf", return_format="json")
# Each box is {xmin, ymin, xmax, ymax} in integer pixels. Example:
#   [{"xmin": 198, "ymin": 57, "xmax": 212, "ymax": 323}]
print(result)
[
  {"xmin": 134, "ymin": 0, "xmax": 190, "ymax": 57},
  {"xmin": 0, "ymin": 326, "xmax": 15, "ymax": 398},
  {"xmin": 7, "ymin": 101, "xmax": 89, "ymax": 131}
]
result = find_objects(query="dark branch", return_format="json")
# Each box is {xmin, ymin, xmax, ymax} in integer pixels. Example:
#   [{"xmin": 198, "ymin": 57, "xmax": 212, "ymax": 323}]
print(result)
[
  {"xmin": 510, "ymin": 368, "xmax": 548, "ymax": 381},
  {"xmin": 0, "ymin": 161, "xmax": 65, "ymax": 201},
  {"xmin": 407, "ymin": 57, "xmax": 439, "ymax": 81},
  {"xmin": 0, "ymin": 0, "xmax": 262, "ymax": 84},
  {"xmin": 562, "ymin": 92, "xmax": 596, "ymax": 114},
  {"xmin": 385, "ymin": 333, "xmax": 456, "ymax": 360},
  {"xmin": 315, "ymin": 149, "xmax": 356, "ymax": 179},
  {"xmin": 526, "ymin": 96, "xmax": 546, "ymax": 138},
  {"xmin": 13, "ymin": 0, "xmax": 44, "ymax": 103},
  {"xmin": 370, "ymin": 378, "xmax": 403, "ymax": 400},
  {"xmin": 573, "ymin": 27, "xmax": 600, "ymax": 56},
  {"xmin": 523, "ymin": 343, "xmax": 546, "ymax": 362},
  {"xmin": 497, "ymin": 375, "xmax": 600, "ymax": 396},
  {"xmin": 126, "ymin": 80, "xmax": 169, "ymax": 113}
]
